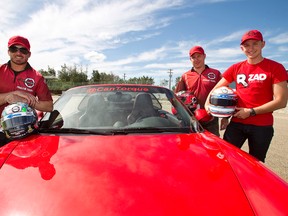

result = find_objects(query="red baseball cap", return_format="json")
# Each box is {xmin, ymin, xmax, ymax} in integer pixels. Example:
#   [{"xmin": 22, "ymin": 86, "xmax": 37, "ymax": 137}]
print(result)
[
  {"xmin": 241, "ymin": 30, "xmax": 263, "ymax": 45},
  {"xmin": 189, "ymin": 46, "xmax": 205, "ymax": 57},
  {"xmin": 8, "ymin": 35, "xmax": 31, "ymax": 51}
]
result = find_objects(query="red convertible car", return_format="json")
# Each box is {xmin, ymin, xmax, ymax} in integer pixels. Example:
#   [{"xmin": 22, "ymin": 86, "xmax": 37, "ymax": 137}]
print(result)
[{"xmin": 0, "ymin": 84, "xmax": 287, "ymax": 216}]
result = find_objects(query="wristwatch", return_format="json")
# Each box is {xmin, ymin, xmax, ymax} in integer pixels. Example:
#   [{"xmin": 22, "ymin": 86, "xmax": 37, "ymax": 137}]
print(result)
[{"xmin": 250, "ymin": 108, "xmax": 256, "ymax": 116}]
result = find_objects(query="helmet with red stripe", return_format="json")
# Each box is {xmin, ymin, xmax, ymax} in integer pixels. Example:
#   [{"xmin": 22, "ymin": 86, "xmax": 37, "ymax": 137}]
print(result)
[{"xmin": 208, "ymin": 86, "xmax": 237, "ymax": 118}]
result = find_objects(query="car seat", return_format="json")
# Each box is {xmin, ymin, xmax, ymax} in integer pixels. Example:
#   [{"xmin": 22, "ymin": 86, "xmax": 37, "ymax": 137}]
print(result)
[
  {"xmin": 79, "ymin": 94, "xmax": 111, "ymax": 127},
  {"xmin": 127, "ymin": 93, "xmax": 158, "ymax": 124}
]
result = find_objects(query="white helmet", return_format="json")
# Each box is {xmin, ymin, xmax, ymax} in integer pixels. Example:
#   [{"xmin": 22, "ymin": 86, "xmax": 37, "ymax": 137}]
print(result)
[
  {"xmin": 208, "ymin": 86, "xmax": 237, "ymax": 118},
  {"xmin": 1, "ymin": 102, "xmax": 38, "ymax": 140}
]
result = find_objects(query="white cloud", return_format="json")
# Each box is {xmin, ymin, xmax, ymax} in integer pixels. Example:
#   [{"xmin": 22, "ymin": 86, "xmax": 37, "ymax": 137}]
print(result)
[
  {"xmin": 269, "ymin": 33, "xmax": 288, "ymax": 44},
  {"xmin": 0, "ymin": 0, "xmax": 286, "ymax": 86},
  {"xmin": 84, "ymin": 51, "xmax": 106, "ymax": 63},
  {"xmin": 0, "ymin": 0, "xmax": 184, "ymax": 76}
]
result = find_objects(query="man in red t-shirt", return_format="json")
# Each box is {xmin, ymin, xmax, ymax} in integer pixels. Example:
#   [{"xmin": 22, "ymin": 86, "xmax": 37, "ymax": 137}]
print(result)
[
  {"xmin": 176, "ymin": 46, "xmax": 222, "ymax": 136},
  {"xmin": 0, "ymin": 35, "xmax": 53, "ymax": 145},
  {"xmin": 205, "ymin": 30, "xmax": 287, "ymax": 162}
]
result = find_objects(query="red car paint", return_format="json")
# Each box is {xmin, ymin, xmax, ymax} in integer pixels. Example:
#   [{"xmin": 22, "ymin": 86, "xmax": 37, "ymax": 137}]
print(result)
[
  {"xmin": 0, "ymin": 84, "xmax": 287, "ymax": 215},
  {"xmin": 0, "ymin": 133, "xmax": 287, "ymax": 215}
]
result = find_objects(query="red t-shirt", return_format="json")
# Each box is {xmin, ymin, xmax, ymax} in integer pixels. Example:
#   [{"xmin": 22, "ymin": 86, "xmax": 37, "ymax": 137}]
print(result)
[
  {"xmin": 0, "ymin": 62, "xmax": 53, "ymax": 113},
  {"xmin": 176, "ymin": 66, "xmax": 222, "ymax": 108},
  {"xmin": 223, "ymin": 58, "xmax": 287, "ymax": 126}
]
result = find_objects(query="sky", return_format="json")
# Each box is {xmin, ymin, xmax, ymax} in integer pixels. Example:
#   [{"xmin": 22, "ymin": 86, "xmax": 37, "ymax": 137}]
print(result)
[{"xmin": 0, "ymin": 0, "xmax": 287, "ymax": 88}]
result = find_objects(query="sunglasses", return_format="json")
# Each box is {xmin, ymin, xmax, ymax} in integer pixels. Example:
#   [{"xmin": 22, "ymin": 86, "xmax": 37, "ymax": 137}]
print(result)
[{"xmin": 9, "ymin": 46, "xmax": 30, "ymax": 55}]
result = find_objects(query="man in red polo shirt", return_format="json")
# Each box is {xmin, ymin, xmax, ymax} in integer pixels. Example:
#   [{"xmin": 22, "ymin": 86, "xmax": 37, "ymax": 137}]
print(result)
[
  {"xmin": 205, "ymin": 30, "xmax": 287, "ymax": 162},
  {"xmin": 175, "ymin": 46, "xmax": 222, "ymax": 136},
  {"xmin": 0, "ymin": 35, "xmax": 53, "ymax": 145}
]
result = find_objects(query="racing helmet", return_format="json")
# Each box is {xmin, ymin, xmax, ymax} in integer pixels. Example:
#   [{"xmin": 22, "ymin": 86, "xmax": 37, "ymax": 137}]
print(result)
[
  {"xmin": 208, "ymin": 86, "xmax": 238, "ymax": 118},
  {"xmin": 176, "ymin": 91, "xmax": 198, "ymax": 112},
  {"xmin": 1, "ymin": 102, "xmax": 38, "ymax": 140}
]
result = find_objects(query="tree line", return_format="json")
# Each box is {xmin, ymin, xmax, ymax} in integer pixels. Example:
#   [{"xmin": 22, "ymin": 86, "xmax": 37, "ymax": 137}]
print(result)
[{"xmin": 39, "ymin": 64, "xmax": 156, "ymax": 94}]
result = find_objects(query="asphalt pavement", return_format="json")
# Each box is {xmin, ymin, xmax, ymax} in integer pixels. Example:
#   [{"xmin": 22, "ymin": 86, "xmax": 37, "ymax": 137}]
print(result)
[
  {"xmin": 260, "ymin": 110, "xmax": 288, "ymax": 182},
  {"xmin": 221, "ymin": 108, "xmax": 288, "ymax": 182}
]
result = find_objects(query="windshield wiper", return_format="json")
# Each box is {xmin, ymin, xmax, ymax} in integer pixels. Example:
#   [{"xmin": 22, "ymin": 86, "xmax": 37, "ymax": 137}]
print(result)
[
  {"xmin": 38, "ymin": 127, "xmax": 190, "ymax": 135},
  {"xmin": 111, "ymin": 127, "xmax": 188, "ymax": 134},
  {"xmin": 38, "ymin": 128, "xmax": 112, "ymax": 135}
]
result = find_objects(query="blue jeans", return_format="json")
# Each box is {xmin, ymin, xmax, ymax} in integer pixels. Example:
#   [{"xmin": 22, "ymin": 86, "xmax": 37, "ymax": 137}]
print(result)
[{"xmin": 223, "ymin": 121, "xmax": 274, "ymax": 162}]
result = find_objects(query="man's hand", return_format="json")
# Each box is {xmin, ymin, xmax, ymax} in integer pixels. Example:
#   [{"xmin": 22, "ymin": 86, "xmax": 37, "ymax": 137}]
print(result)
[
  {"xmin": 220, "ymin": 118, "xmax": 229, "ymax": 130},
  {"xmin": 5, "ymin": 91, "xmax": 38, "ymax": 107},
  {"xmin": 233, "ymin": 107, "xmax": 251, "ymax": 119}
]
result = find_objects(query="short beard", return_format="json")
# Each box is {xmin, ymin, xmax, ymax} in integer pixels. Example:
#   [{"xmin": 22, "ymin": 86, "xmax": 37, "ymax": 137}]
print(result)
[{"xmin": 11, "ymin": 59, "xmax": 27, "ymax": 66}]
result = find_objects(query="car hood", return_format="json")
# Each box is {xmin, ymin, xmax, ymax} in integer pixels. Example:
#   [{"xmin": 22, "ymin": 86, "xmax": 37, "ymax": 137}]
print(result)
[{"xmin": 0, "ymin": 132, "xmax": 287, "ymax": 216}]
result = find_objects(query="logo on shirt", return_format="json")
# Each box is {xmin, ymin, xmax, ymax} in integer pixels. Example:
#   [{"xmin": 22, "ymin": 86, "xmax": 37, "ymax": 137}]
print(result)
[
  {"xmin": 207, "ymin": 72, "xmax": 216, "ymax": 80},
  {"xmin": 237, "ymin": 73, "xmax": 267, "ymax": 87},
  {"xmin": 24, "ymin": 78, "xmax": 35, "ymax": 88}
]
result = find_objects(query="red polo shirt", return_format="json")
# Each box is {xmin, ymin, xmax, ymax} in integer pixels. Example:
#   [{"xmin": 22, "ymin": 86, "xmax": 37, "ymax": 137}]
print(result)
[
  {"xmin": 176, "ymin": 66, "xmax": 222, "ymax": 108},
  {"xmin": 0, "ymin": 62, "xmax": 52, "ymax": 113}
]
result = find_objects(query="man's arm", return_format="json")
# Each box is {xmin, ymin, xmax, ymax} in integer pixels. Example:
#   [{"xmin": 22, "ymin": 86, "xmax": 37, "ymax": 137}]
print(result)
[
  {"xmin": 0, "ymin": 91, "xmax": 38, "ymax": 106},
  {"xmin": 227, "ymin": 81, "xmax": 287, "ymax": 119},
  {"xmin": 0, "ymin": 91, "xmax": 53, "ymax": 112},
  {"xmin": 34, "ymin": 100, "xmax": 53, "ymax": 112},
  {"xmin": 250, "ymin": 81, "xmax": 287, "ymax": 115},
  {"xmin": 175, "ymin": 78, "xmax": 186, "ymax": 92}
]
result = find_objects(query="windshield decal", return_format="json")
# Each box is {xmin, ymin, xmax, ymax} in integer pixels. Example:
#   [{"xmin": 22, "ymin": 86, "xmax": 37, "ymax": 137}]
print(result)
[{"xmin": 87, "ymin": 86, "xmax": 150, "ymax": 93}]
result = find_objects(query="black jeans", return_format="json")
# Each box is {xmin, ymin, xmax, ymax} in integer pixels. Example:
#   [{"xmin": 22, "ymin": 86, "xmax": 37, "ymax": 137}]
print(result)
[
  {"xmin": 223, "ymin": 121, "xmax": 274, "ymax": 162},
  {"xmin": 0, "ymin": 132, "xmax": 8, "ymax": 147},
  {"xmin": 203, "ymin": 117, "xmax": 220, "ymax": 137}
]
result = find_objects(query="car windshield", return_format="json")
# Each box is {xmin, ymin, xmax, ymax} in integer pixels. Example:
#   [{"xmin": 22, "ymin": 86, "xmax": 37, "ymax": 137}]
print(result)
[{"xmin": 39, "ymin": 85, "xmax": 202, "ymax": 134}]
